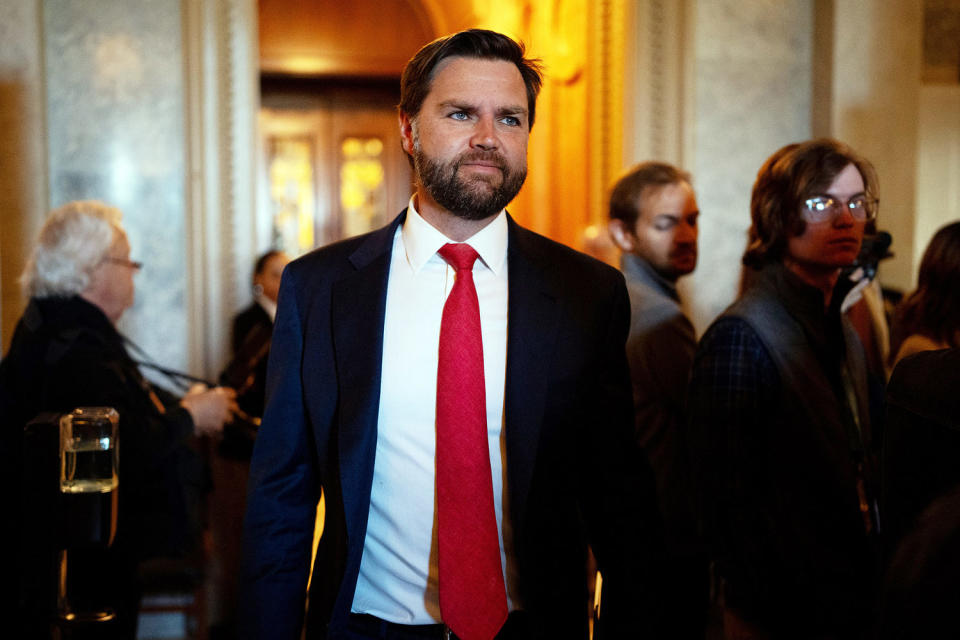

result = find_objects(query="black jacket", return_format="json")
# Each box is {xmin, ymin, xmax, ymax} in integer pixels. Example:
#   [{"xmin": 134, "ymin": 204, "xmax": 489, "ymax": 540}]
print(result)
[
  {"xmin": 229, "ymin": 301, "xmax": 273, "ymax": 418},
  {"xmin": 688, "ymin": 264, "xmax": 878, "ymax": 637},
  {"xmin": 1, "ymin": 296, "xmax": 205, "ymax": 636},
  {"xmin": 240, "ymin": 212, "xmax": 667, "ymax": 639}
]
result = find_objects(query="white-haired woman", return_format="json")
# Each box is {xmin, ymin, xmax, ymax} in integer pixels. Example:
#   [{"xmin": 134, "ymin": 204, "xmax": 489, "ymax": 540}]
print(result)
[{"xmin": 0, "ymin": 200, "xmax": 235, "ymax": 639}]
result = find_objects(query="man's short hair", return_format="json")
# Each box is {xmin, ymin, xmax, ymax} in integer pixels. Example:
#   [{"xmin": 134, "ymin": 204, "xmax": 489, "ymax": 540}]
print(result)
[
  {"xmin": 399, "ymin": 29, "xmax": 544, "ymax": 129},
  {"xmin": 743, "ymin": 138, "xmax": 878, "ymax": 269},
  {"xmin": 608, "ymin": 161, "xmax": 692, "ymax": 228},
  {"xmin": 21, "ymin": 200, "xmax": 125, "ymax": 298},
  {"xmin": 253, "ymin": 249, "xmax": 284, "ymax": 278}
]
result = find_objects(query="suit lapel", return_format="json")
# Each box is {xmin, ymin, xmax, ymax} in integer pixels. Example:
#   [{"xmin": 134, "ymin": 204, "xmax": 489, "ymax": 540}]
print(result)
[
  {"xmin": 504, "ymin": 218, "xmax": 560, "ymax": 539},
  {"xmin": 331, "ymin": 212, "xmax": 405, "ymax": 543}
]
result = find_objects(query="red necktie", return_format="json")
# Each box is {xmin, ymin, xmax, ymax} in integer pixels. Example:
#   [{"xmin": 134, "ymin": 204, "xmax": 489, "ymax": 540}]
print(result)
[{"xmin": 436, "ymin": 243, "xmax": 508, "ymax": 640}]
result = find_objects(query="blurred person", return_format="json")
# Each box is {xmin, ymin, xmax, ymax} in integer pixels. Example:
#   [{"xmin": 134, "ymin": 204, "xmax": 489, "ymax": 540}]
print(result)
[
  {"xmin": 0, "ymin": 200, "xmax": 235, "ymax": 639},
  {"xmin": 227, "ymin": 249, "xmax": 290, "ymax": 419},
  {"xmin": 208, "ymin": 249, "xmax": 289, "ymax": 640},
  {"xmin": 241, "ymin": 29, "xmax": 665, "ymax": 640},
  {"xmin": 608, "ymin": 161, "xmax": 707, "ymax": 636},
  {"xmin": 687, "ymin": 139, "xmax": 880, "ymax": 638},
  {"xmin": 837, "ymin": 231, "xmax": 893, "ymax": 374},
  {"xmin": 889, "ymin": 220, "xmax": 960, "ymax": 367},
  {"xmin": 879, "ymin": 349, "xmax": 960, "ymax": 640},
  {"xmin": 835, "ymin": 230, "xmax": 895, "ymax": 458},
  {"xmin": 882, "ymin": 347, "xmax": 960, "ymax": 559},
  {"xmin": 877, "ymin": 485, "xmax": 960, "ymax": 640}
]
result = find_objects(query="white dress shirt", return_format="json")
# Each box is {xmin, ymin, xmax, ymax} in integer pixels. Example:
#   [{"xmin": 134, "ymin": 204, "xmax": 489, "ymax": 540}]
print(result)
[{"xmin": 351, "ymin": 198, "xmax": 519, "ymax": 623}]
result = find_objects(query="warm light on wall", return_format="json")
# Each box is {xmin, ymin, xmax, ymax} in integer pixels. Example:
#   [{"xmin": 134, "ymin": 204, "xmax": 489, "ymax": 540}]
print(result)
[
  {"xmin": 267, "ymin": 137, "xmax": 316, "ymax": 254},
  {"xmin": 340, "ymin": 136, "xmax": 387, "ymax": 238},
  {"xmin": 465, "ymin": 0, "xmax": 626, "ymax": 254}
]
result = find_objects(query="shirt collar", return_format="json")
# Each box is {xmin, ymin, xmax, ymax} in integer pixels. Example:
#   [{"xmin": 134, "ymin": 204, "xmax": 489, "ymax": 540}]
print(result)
[{"xmin": 401, "ymin": 195, "xmax": 508, "ymax": 275}]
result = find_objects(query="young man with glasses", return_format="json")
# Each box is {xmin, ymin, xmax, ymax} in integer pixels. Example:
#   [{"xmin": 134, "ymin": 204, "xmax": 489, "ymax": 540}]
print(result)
[{"xmin": 687, "ymin": 139, "xmax": 881, "ymax": 638}]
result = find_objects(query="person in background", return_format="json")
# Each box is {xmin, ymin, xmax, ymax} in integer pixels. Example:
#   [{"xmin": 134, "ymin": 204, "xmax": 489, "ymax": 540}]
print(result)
[
  {"xmin": 209, "ymin": 249, "xmax": 289, "ymax": 640},
  {"xmin": 881, "ymin": 347, "xmax": 960, "ymax": 559},
  {"xmin": 889, "ymin": 220, "xmax": 960, "ymax": 367},
  {"xmin": 228, "ymin": 249, "xmax": 290, "ymax": 418},
  {"xmin": 607, "ymin": 161, "xmax": 707, "ymax": 637},
  {"xmin": 877, "ymin": 484, "xmax": 960, "ymax": 640},
  {"xmin": 0, "ymin": 200, "xmax": 235, "ymax": 639},
  {"xmin": 835, "ymin": 230, "xmax": 894, "ymax": 458},
  {"xmin": 879, "ymin": 348, "xmax": 960, "ymax": 638},
  {"xmin": 687, "ymin": 139, "xmax": 880, "ymax": 638},
  {"xmin": 241, "ymin": 28, "xmax": 665, "ymax": 640}
]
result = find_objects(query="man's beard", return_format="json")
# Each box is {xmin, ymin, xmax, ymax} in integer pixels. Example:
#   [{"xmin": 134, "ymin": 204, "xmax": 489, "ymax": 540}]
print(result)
[{"xmin": 413, "ymin": 145, "xmax": 527, "ymax": 221}]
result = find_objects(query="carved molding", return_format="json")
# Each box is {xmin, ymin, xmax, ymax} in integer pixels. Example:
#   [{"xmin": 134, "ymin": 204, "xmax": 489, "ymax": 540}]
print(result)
[
  {"xmin": 623, "ymin": 0, "xmax": 690, "ymax": 168},
  {"xmin": 183, "ymin": 0, "xmax": 258, "ymax": 379},
  {"xmin": 588, "ymin": 0, "xmax": 626, "ymax": 227}
]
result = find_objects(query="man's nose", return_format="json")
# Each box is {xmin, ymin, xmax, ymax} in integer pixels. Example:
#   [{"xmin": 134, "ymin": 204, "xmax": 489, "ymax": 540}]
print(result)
[
  {"xmin": 471, "ymin": 115, "xmax": 498, "ymax": 151},
  {"xmin": 833, "ymin": 204, "xmax": 856, "ymax": 227},
  {"xmin": 676, "ymin": 221, "xmax": 698, "ymax": 244}
]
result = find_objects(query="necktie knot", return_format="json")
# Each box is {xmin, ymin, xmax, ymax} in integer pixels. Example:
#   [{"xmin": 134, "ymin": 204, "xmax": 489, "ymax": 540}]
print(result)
[{"xmin": 439, "ymin": 243, "xmax": 480, "ymax": 272}]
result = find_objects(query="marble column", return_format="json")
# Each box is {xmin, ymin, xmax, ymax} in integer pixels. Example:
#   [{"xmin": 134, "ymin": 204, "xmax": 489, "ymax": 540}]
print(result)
[
  {"xmin": 685, "ymin": 0, "xmax": 814, "ymax": 333},
  {"xmin": 44, "ymin": 0, "xmax": 190, "ymax": 373},
  {"xmin": 39, "ymin": 0, "xmax": 259, "ymax": 380},
  {"xmin": 915, "ymin": 85, "xmax": 960, "ymax": 274},
  {"xmin": 822, "ymin": 0, "xmax": 922, "ymax": 292}
]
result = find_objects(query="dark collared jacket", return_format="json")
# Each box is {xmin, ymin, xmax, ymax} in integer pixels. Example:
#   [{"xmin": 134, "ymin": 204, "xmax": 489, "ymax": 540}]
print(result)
[{"xmin": 688, "ymin": 263, "xmax": 878, "ymax": 637}]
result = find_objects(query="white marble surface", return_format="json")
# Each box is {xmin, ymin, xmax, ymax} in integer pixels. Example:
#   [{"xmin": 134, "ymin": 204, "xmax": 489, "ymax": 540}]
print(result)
[
  {"xmin": 684, "ymin": 0, "xmax": 813, "ymax": 334},
  {"xmin": 44, "ymin": 0, "xmax": 190, "ymax": 379},
  {"xmin": 830, "ymin": 0, "xmax": 922, "ymax": 293}
]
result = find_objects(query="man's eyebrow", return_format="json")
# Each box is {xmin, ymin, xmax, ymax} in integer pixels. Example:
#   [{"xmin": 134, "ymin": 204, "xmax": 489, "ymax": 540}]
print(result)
[
  {"xmin": 496, "ymin": 105, "xmax": 528, "ymax": 116},
  {"xmin": 434, "ymin": 101, "xmax": 528, "ymax": 117},
  {"xmin": 437, "ymin": 100, "xmax": 475, "ymax": 111}
]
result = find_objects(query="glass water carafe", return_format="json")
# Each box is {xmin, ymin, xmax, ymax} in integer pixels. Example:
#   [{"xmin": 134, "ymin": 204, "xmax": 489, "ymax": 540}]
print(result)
[
  {"xmin": 60, "ymin": 406, "xmax": 118, "ymax": 494},
  {"xmin": 57, "ymin": 407, "xmax": 120, "ymax": 626}
]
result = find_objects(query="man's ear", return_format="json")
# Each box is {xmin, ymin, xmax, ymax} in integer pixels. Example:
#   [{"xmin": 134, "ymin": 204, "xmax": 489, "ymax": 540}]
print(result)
[
  {"xmin": 399, "ymin": 111, "xmax": 415, "ymax": 157},
  {"xmin": 608, "ymin": 219, "xmax": 636, "ymax": 253}
]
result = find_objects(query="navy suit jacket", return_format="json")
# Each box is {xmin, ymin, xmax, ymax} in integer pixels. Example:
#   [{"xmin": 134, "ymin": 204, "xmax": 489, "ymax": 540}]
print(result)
[{"xmin": 240, "ymin": 212, "xmax": 664, "ymax": 639}]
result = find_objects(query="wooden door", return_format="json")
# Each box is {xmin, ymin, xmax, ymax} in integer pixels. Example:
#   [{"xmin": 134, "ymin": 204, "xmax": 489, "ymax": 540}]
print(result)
[{"xmin": 259, "ymin": 79, "xmax": 412, "ymax": 255}]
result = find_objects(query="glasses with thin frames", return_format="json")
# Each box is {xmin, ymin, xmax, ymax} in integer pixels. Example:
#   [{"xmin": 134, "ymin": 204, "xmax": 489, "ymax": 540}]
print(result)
[
  {"xmin": 102, "ymin": 257, "xmax": 143, "ymax": 270},
  {"xmin": 801, "ymin": 195, "xmax": 878, "ymax": 223}
]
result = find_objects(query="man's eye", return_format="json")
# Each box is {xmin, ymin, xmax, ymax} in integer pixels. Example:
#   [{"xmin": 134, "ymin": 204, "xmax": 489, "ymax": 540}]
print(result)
[
  {"xmin": 848, "ymin": 198, "xmax": 865, "ymax": 210},
  {"xmin": 654, "ymin": 220, "xmax": 678, "ymax": 231},
  {"xmin": 501, "ymin": 116, "xmax": 521, "ymax": 127},
  {"xmin": 449, "ymin": 112, "xmax": 469, "ymax": 121}
]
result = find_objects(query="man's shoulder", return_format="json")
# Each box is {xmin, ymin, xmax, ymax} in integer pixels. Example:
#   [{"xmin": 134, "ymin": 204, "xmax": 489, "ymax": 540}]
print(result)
[
  {"xmin": 624, "ymin": 271, "xmax": 679, "ymax": 313},
  {"xmin": 888, "ymin": 348, "xmax": 960, "ymax": 429},
  {"xmin": 722, "ymin": 283, "xmax": 790, "ymax": 330},
  {"xmin": 284, "ymin": 212, "xmax": 404, "ymax": 282},
  {"xmin": 509, "ymin": 219, "xmax": 624, "ymax": 286}
]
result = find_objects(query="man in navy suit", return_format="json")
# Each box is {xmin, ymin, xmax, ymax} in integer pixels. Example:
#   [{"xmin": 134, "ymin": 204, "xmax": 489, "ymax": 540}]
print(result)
[{"xmin": 240, "ymin": 29, "xmax": 664, "ymax": 640}]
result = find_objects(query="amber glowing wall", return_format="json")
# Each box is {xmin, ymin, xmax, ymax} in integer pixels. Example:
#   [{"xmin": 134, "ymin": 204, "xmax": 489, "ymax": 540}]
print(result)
[
  {"xmin": 257, "ymin": 0, "xmax": 626, "ymax": 256},
  {"xmin": 472, "ymin": 0, "xmax": 626, "ymax": 257}
]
